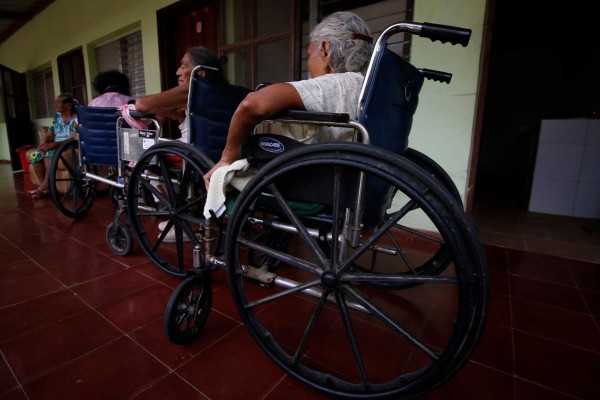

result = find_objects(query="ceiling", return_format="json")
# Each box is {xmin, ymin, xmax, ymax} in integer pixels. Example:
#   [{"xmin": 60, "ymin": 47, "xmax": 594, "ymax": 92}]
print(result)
[{"xmin": 0, "ymin": 0, "xmax": 54, "ymax": 44}]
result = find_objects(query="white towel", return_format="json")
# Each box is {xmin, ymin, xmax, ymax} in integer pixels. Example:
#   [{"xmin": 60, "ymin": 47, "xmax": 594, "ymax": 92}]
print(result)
[{"xmin": 203, "ymin": 159, "xmax": 254, "ymax": 220}]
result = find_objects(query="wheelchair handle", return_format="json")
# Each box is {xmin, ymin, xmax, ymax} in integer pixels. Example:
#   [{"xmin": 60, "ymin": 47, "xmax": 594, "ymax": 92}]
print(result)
[
  {"xmin": 419, "ymin": 68, "xmax": 452, "ymax": 84},
  {"xmin": 378, "ymin": 22, "xmax": 471, "ymax": 48},
  {"xmin": 420, "ymin": 22, "xmax": 471, "ymax": 47}
]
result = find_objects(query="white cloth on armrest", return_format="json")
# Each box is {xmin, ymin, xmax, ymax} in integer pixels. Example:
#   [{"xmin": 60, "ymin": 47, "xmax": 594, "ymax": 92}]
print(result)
[{"xmin": 203, "ymin": 159, "xmax": 253, "ymax": 220}]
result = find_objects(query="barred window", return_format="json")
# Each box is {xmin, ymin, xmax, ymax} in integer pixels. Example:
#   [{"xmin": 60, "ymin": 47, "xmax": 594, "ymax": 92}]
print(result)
[
  {"xmin": 32, "ymin": 66, "xmax": 55, "ymax": 118},
  {"xmin": 95, "ymin": 30, "xmax": 146, "ymax": 98}
]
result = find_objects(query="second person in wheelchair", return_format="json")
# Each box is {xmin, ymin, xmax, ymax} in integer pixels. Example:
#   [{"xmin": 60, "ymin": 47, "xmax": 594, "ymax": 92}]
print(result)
[
  {"xmin": 203, "ymin": 11, "xmax": 373, "ymax": 188},
  {"xmin": 133, "ymin": 46, "xmax": 226, "ymax": 143}
]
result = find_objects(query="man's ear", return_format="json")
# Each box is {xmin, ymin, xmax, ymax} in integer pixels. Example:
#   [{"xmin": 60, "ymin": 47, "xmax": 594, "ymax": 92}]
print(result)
[
  {"xmin": 199, "ymin": 69, "xmax": 207, "ymax": 78},
  {"xmin": 321, "ymin": 41, "xmax": 330, "ymax": 59}
]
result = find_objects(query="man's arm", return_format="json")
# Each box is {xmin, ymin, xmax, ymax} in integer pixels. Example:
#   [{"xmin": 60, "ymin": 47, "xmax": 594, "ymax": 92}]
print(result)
[
  {"xmin": 204, "ymin": 82, "xmax": 304, "ymax": 185},
  {"xmin": 134, "ymin": 84, "xmax": 189, "ymax": 115}
]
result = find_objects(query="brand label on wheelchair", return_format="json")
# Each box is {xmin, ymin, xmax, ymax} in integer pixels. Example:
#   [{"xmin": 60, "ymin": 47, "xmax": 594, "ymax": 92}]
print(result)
[
  {"xmin": 258, "ymin": 137, "xmax": 284, "ymax": 153},
  {"xmin": 138, "ymin": 130, "xmax": 156, "ymax": 139}
]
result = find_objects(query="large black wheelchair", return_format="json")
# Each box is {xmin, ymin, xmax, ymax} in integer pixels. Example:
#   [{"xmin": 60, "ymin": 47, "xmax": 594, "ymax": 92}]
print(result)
[
  {"xmin": 47, "ymin": 105, "xmax": 161, "ymax": 255},
  {"xmin": 127, "ymin": 21, "xmax": 488, "ymax": 399}
]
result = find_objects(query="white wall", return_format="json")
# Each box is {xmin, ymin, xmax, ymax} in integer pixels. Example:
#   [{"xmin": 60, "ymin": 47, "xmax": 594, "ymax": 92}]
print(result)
[{"xmin": 410, "ymin": 0, "xmax": 487, "ymax": 204}]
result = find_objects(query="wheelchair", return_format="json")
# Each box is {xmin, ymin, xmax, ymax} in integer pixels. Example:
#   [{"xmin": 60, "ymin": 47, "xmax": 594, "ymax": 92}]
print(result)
[
  {"xmin": 47, "ymin": 105, "xmax": 161, "ymax": 256},
  {"xmin": 127, "ymin": 21, "xmax": 489, "ymax": 399}
]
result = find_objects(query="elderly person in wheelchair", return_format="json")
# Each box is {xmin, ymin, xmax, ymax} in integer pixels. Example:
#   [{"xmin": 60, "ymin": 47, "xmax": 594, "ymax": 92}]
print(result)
[
  {"xmin": 125, "ymin": 10, "xmax": 488, "ymax": 399},
  {"xmin": 204, "ymin": 11, "xmax": 373, "ymax": 187}
]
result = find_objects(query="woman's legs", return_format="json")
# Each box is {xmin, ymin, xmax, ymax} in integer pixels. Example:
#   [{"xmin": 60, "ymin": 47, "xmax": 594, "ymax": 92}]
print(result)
[{"xmin": 28, "ymin": 157, "xmax": 51, "ymax": 198}]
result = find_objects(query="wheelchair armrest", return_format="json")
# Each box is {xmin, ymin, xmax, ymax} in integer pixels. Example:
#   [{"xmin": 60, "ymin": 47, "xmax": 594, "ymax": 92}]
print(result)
[{"xmin": 274, "ymin": 110, "xmax": 350, "ymax": 123}]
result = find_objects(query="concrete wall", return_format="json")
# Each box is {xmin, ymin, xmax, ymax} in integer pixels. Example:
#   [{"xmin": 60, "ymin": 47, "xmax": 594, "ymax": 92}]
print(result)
[
  {"xmin": 411, "ymin": 0, "xmax": 487, "ymax": 203},
  {"xmin": 0, "ymin": 0, "xmax": 178, "ymax": 161}
]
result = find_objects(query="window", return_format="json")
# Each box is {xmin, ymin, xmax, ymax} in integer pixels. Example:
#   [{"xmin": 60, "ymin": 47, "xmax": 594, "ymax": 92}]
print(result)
[
  {"xmin": 57, "ymin": 48, "xmax": 87, "ymax": 104},
  {"xmin": 220, "ymin": 0, "xmax": 295, "ymax": 88},
  {"xmin": 32, "ymin": 66, "xmax": 55, "ymax": 118},
  {"xmin": 95, "ymin": 31, "xmax": 146, "ymax": 98}
]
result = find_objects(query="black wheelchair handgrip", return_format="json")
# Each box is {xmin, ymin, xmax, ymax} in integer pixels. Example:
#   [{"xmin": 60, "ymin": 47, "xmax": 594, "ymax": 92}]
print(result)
[
  {"xmin": 275, "ymin": 110, "xmax": 350, "ymax": 123},
  {"xmin": 419, "ymin": 68, "xmax": 452, "ymax": 84},
  {"xmin": 420, "ymin": 22, "xmax": 471, "ymax": 47},
  {"xmin": 114, "ymin": 110, "xmax": 156, "ymax": 119}
]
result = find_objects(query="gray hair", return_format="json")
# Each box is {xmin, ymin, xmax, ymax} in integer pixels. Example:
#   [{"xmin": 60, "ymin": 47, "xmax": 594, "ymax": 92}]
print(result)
[{"xmin": 310, "ymin": 11, "xmax": 373, "ymax": 74}]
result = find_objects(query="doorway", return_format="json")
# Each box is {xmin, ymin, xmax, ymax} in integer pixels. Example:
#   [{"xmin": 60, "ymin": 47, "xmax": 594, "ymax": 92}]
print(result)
[
  {"xmin": 475, "ymin": 0, "xmax": 600, "ymax": 211},
  {"xmin": 0, "ymin": 65, "xmax": 34, "ymax": 171},
  {"xmin": 157, "ymin": 0, "xmax": 219, "ymax": 138}
]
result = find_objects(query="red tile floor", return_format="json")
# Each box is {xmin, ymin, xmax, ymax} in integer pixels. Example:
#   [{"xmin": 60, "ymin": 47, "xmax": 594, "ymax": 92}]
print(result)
[{"xmin": 1, "ymin": 164, "xmax": 599, "ymax": 399}]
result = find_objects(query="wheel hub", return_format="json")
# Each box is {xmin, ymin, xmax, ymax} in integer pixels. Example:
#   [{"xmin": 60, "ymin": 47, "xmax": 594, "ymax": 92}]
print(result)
[{"xmin": 320, "ymin": 271, "xmax": 339, "ymax": 289}]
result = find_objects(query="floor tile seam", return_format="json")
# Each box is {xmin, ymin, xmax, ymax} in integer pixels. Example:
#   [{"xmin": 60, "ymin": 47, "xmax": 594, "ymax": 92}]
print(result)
[
  {"xmin": 259, "ymin": 372, "xmax": 288, "ymax": 400},
  {"xmin": 73, "ymin": 281, "xmax": 166, "ymax": 315},
  {"xmin": 124, "ymin": 314, "xmax": 240, "ymax": 380},
  {"xmin": 468, "ymin": 359, "xmax": 516, "ymax": 378},
  {"xmin": 0, "ymin": 286, "xmax": 65, "ymax": 312},
  {"xmin": 0, "ymin": 349, "xmax": 25, "ymax": 397},
  {"xmin": 66, "ymin": 268, "xmax": 158, "ymax": 302},
  {"xmin": 211, "ymin": 307, "xmax": 245, "ymax": 326},
  {"xmin": 510, "ymin": 293, "xmax": 594, "ymax": 317},
  {"xmin": 508, "ymin": 271, "xmax": 581, "ymax": 290},
  {"xmin": 511, "ymin": 327, "xmax": 600, "ymax": 356},
  {"xmin": 16, "ymin": 335, "xmax": 125, "ymax": 387},
  {"xmin": 513, "ymin": 376, "xmax": 584, "ymax": 399},
  {"xmin": 128, "ymin": 370, "xmax": 211, "ymax": 400},
  {"xmin": 173, "ymin": 324, "xmax": 246, "ymax": 372},
  {"xmin": 0, "ymin": 305, "xmax": 95, "ymax": 347}
]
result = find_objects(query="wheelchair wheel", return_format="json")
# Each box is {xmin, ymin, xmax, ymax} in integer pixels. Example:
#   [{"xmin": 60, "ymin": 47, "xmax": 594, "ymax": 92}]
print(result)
[
  {"xmin": 226, "ymin": 142, "xmax": 488, "ymax": 399},
  {"xmin": 106, "ymin": 222, "xmax": 133, "ymax": 256},
  {"xmin": 247, "ymin": 230, "xmax": 292, "ymax": 271},
  {"xmin": 164, "ymin": 274, "xmax": 212, "ymax": 344},
  {"xmin": 127, "ymin": 141, "xmax": 214, "ymax": 277},
  {"xmin": 404, "ymin": 147, "xmax": 461, "ymax": 202},
  {"xmin": 48, "ymin": 140, "xmax": 98, "ymax": 218}
]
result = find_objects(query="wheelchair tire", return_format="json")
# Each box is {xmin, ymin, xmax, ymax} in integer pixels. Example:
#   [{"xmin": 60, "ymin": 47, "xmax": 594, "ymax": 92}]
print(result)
[
  {"xmin": 127, "ymin": 141, "xmax": 214, "ymax": 277},
  {"xmin": 48, "ymin": 140, "xmax": 98, "ymax": 219},
  {"xmin": 106, "ymin": 222, "xmax": 133, "ymax": 256},
  {"xmin": 404, "ymin": 147, "xmax": 462, "ymax": 202},
  {"xmin": 226, "ymin": 142, "xmax": 488, "ymax": 399},
  {"xmin": 164, "ymin": 274, "xmax": 212, "ymax": 344}
]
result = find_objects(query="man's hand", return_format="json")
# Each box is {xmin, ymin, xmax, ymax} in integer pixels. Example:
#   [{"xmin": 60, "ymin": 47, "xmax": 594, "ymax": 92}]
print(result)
[{"xmin": 203, "ymin": 159, "xmax": 232, "ymax": 189}]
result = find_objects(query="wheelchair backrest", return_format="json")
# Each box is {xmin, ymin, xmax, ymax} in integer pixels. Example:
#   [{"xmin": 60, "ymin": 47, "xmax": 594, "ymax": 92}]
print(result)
[
  {"xmin": 76, "ymin": 105, "xmax": 122, "ymax": 166},
  {"xmin": 358, "ymin": 46, "xmax": 424, "ymax": 155},
  {"xmin": 188, "ymin": 69, "xmax": 251, "ymax": 163}
]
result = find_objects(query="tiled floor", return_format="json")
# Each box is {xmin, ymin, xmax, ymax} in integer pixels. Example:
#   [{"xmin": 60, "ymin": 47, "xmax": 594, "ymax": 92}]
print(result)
[{"xmin": 1, "ymin": 164, "xmax": 599, "ymax": 400}]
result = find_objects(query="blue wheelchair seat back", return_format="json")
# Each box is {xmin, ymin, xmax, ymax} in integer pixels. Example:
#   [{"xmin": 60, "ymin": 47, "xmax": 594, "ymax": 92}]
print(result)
[
  {"xmin": 358, "ymin": 46, "xmax": 425, "ymax": 154},
  {"xmin": 187, "ymin": 71, "xmax": 251, "ymax": 163},
  {"xmin": 76, "ymin": 105, "xmax": 123, "ymax": 166},
  {"xmin": 356, "ymin": 45, "xmax": 425, "ymax": 225}
]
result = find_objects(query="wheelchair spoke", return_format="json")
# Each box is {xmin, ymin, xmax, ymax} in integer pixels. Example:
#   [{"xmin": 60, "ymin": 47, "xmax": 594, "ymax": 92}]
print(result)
[
  {"xmin": 245, "ymin": 279, "xmax": 321, "ymax": 309},
  {"xmin": 394, "ymin": 223, "xmax": 445, "ymax": 244},
  {"xmin": 342, "ymin": 284, "xmax": 439, "ymax": 360},
  {"xmin": 385, "ymin": 230, "xmax": 418, "ymax": 274},
  {"xmin": 337, "ymin": 199, "xmax": 415, "ymax": 274},
  {"xmin": 341, "ymin": 273, "xmax": 457, "ymax": 285},
  {"xmin": 238, "ymin": 237, "xmax": 322, "ymax": 276},
  {"xmin": 334, "ymin": 290, "xmax": 369, "ymax": 386},
  {"xmin": 292, "ymin": 291, "xmax": 329, "ymax": 366},
  {"xmin": 269, "ymin": 184, "xmax": 330, "ymax": 271}
]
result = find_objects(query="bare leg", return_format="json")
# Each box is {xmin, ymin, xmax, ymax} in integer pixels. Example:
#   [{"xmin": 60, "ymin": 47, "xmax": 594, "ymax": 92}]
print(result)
[
  {"xmin": 38, "ymin": 157, "xmax": 52, "ymax": 191},
  {"xmin": 31, "ymin": 161, "xmax": 46, "ymax": 188}
]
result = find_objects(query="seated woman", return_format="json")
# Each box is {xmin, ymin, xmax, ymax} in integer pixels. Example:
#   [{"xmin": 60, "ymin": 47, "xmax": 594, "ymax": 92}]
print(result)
[
  {"xmin": 203, "ymin": 11, "xmax": 373, "ymax": 189},
  {"xmin": 134, "ymin": 46, "xmax": 226, "ymax": 143},
  {"xmin": 89, "ymin": 70, "xmax": 134, "ymax": 107},
  {"xmin": 132, "ymin": 46, "xmax": 227, "ymax": 241},
  {"xmin": 27, "ymin": 94, "xmax": 79, "ymax": 199}
]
